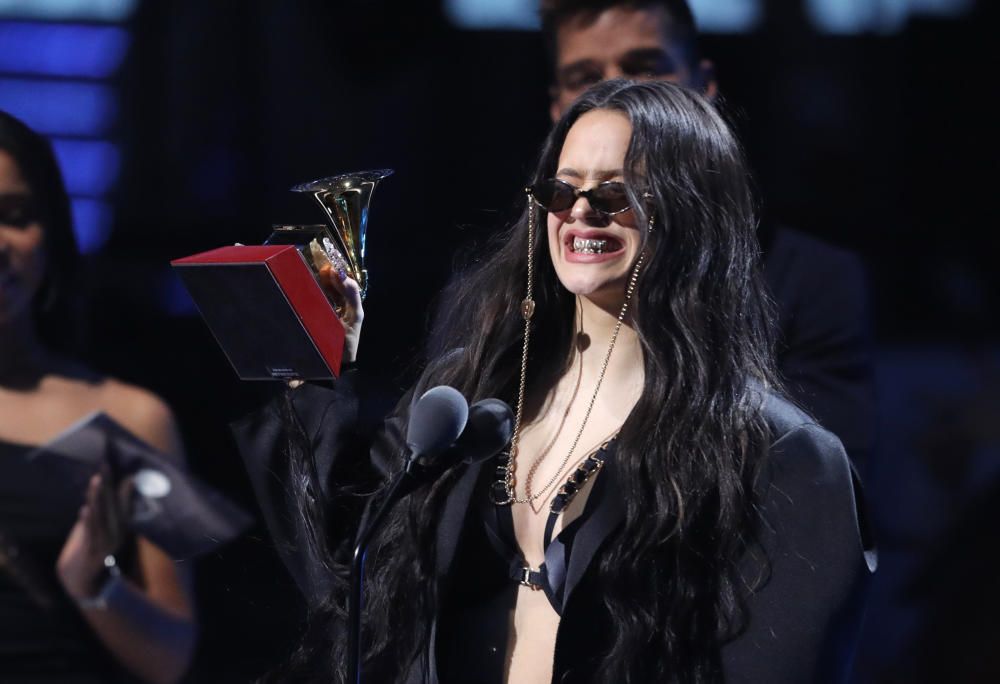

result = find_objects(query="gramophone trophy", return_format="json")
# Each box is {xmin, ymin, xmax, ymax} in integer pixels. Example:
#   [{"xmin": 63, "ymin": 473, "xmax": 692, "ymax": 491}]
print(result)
[{"xmin": 172, "ymin": 169, "xmax": 392, "ymax": 381}]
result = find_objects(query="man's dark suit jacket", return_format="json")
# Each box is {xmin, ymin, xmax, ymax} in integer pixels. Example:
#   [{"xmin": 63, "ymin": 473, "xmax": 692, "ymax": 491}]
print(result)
[{"xmin": 760, "ymin": 225, "xmax": 876, "ymax": 472}]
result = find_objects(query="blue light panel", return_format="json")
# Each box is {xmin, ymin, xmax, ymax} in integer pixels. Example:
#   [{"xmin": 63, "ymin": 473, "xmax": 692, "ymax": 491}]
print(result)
[
  {"xmin": 0, "ymin": 79, "xmax": 116, "ymax": 136},
  {"xmin": 805, "ymin": 0, "xmax": 906, "ymax": 33},
  {"xmin": 689, "ymin": 0, "xmax": 762, "ymax": 33},
  {"xmin": 807, "ymin": 0, "xmax": 976, "ymax": 33},
  {"xmin": 0, "ymin": 22, "xmax": 129, "ymax": 78},
  {"xmin": 0, "ymin": 2, "xmax": 135, "ymax": 261},
  {"xmin": 444, "ymin": 0, "xmax": 762, "ymax": 32},
  {"xmin": 71, "ymin": 197, "xmax": 112, "ymax": 254},
  {"xmin": 157, "ymin": 270, "xmax": 198, "ymax": 317},
  {"xmin": 50, "ymin": 139, "xmax": 119, "ymax": 197},
  {"xmin": 443, "ymin": 0, "xmax": 974, "ymax": 35},
  {"xmin": 0, "ymin": 0, "xmax": 137, "ymax": 21},
  {"xmin": 909, "ymin": 0, "xmax": 975, "ymax": 15},
  {"xmin": 443, "ymin": 0, "xmax": 539, "ymax": 30}
]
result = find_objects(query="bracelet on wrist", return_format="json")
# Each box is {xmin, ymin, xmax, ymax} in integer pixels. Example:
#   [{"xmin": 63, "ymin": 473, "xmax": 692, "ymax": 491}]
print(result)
[{"xmin": 75, "ymin": 554, "xmax": 122, "ymax": 611}]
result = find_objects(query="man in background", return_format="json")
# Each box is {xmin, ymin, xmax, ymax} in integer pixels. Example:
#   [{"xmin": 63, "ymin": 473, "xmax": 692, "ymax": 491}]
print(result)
[{"xmin": 541, "ymin": 0, "xmax": 876, "ymax": 470}]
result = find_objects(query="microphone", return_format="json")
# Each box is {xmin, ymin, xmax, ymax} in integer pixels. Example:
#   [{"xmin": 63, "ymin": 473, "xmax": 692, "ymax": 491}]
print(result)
[
  {"xmin": 348, "ymin": 387, "xmax": 512, "ymax": 684},
  {"xmin": 414, "ymin": 397, "xmax": 514, "ymax": 470},
  {"xmin": 460, "ymin": 398, "xmax": 515, "ymax": 463},
  {"xmin": 405, "ymin": 385, "xmax": 469, "ymax": 462}
]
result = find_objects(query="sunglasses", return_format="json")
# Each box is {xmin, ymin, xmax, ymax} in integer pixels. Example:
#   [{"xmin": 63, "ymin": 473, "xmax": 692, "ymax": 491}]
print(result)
[{"xmin": 527, "ymin": 178, "xmax": 638, "ymax": 216}]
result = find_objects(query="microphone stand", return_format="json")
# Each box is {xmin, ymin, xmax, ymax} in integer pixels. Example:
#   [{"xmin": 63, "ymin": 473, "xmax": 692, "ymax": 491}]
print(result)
[
  {"xmin": 344, "ymin": 394, "xmax": 510, "ymax": 683},
  {"xmin": 347, "ymin": 459, "xmax": 424, "ymax": 684}
]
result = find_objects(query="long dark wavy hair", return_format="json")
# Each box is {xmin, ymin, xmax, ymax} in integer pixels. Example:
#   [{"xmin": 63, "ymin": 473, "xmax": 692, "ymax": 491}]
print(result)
[
  {"xmin": 275, "ymin": 79, "xmax": 779, "ymax": 683},
  {"xmin": 0, "ymin": 110, "xmax": 81, "ymax": 355}
]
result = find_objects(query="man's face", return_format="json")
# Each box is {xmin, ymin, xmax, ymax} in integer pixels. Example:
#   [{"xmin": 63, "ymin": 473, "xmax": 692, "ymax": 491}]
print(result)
[{"xmin": 550, "ymin": 6, "xmax": 710, "ymax": 121}]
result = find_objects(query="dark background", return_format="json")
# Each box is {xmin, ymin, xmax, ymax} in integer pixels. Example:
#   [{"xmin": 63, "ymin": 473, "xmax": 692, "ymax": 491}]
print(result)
[{"xmin": 5, "ymin": 0, "xmax": 997, "ymax": 680}]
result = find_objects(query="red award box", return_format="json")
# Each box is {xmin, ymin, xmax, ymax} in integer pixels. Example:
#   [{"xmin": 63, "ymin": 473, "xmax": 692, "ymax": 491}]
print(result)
[{"xmin": 171, "ymin": 245, "xmax": 345, "ymax": 380}]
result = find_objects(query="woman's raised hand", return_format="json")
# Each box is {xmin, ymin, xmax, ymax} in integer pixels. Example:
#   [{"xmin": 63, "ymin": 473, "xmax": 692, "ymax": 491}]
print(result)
[
  {"xmin": 56, "ymin": 470, "xmax": 132, "ymax": 601},
  {"xmin": 319, "ymin": 264, "xmax": 364, "ymax": 365}
]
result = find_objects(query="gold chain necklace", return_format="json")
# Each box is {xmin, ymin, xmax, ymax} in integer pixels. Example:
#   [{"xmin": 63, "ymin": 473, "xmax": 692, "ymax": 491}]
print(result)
[
  {"xmin": 524, "ymin": 422, "xmax": 621, "ymax": 504},
  {"xmin": 519, "ymin": 357, "xmax": 582, "ymax": 500},
  {"xmin": 492, "ymin": 191, "xmax": 646, "ymax": 506}
]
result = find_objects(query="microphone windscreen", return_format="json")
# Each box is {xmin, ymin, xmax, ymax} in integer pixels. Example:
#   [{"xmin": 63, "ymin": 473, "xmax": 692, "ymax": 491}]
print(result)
[
  {"xmin": 458, "ymin": 399, "xmax": 515, "ymax": 465},
  {"xmin": 406, "ymin": 386, "xmax": 469, "ymax": 459}
]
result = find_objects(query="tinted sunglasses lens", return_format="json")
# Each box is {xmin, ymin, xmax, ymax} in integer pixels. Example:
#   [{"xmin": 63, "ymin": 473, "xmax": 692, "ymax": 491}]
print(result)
[
  {"xmin": 533, "ymin": 180, "xmax": 575, "ymax": 212},
  {"xmin": 590, "ymin": 184, "xmax": 630, "ymax": 214}
]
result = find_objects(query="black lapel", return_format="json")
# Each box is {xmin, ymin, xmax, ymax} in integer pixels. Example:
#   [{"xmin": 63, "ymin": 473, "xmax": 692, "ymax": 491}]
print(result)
[
  {"xmin": 424, "ymin": 459, "xmax": 488, "ymax": 684},
  {"xmin": 434, "ymin": 459, "xmax": 487, "ymax": 576},
  {"xmin": 560, "ymin": 457, "xmax": 625, "ymax": 611}
]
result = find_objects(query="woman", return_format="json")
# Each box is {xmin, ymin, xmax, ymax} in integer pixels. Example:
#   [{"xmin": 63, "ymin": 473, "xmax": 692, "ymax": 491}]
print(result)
[
  {"xmin": 235, "ymin": 80, "xmax": 872, "ymax": 683},
  {"xmin": 0, "ymin": 111, "xmax": 196, "ymax": 683}
]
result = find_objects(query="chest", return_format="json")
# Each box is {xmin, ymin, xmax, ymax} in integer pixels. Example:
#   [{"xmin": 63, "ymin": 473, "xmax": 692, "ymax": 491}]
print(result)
[
  {"xmin": 0, "ymin": 385, "xmax": 106, "ymax": 445},
  {"xmin": 436, "ymin": 459, "xmax": 625, "ymax": 684},
  {"xmin": 509, "ymin": 408, "xmax": 620, "ymax": 566}
]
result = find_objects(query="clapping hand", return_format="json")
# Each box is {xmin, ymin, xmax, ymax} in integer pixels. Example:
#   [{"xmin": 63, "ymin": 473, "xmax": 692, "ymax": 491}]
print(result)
[{"xmin": 56, "ymin": 469, "xmax": 133, "ymax": 601}]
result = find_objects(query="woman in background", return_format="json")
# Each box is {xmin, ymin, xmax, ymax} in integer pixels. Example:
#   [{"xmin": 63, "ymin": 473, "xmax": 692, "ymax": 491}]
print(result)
[{"xmin": 0, "ymin": 110, "xmax": 195, "ymax": 683}]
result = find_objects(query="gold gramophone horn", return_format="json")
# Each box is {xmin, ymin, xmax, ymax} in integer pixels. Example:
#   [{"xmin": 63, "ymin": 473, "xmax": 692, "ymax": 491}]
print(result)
[
  {"xmin": 290, "ymin": 169, "xmax": 393, "ymax": 299},
  {"xmin": 266, "ymin": 169, "xmax": 392, "ymax": 301}
]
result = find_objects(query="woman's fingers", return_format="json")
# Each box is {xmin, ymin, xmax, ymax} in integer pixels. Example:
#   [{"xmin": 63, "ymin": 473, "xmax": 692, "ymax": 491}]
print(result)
[
  {"xmin": 82, "ymin": 474, "xmax": 101, "ymax": 540},
  {"xmin": 82, "ymin": 468, "xmax": 129, "ymax": 555},
  {"xmin": 339, "ymin": 277, "xmax": 364, "ymax": 327},
  {"xmin": 319, "ymin": 265, "xmax": 347, "ymax": 310},
  {"xmin": 319, "ymin": 265, "xmax": 363, "ymax": 328},
  {"xmin": 320, "ymin": 263, "xmax": 345, "ymax": 294},
  {"xmin": 116, "ymin": 477, "xmax": 135, "ymax": 524},
  {"xmin": 317, "ymin": 265, "xmax": 363, "ymax": 365},
  {"xmin": 341, "ymin": 277, "xmax": 364, "ymax": 325},
  {"xmin": 56, "ymin": 469, "xmax": 131, "ymax": 597}
]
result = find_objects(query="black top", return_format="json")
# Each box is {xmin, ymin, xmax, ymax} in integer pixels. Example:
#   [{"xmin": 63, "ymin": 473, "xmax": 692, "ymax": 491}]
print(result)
[
  {"xmin": 479, "ymin": 440, "xmax": 615, "ymax": 615},
  {"xmin": 0, "ymin": 439, "xmax": 119, "ymax": 683}
]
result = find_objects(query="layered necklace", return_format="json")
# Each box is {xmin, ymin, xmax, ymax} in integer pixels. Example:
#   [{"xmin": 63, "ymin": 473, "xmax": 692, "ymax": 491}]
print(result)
[{"xmin": 490, "ymin": 195, "xmax": 646, "ymax": 508}]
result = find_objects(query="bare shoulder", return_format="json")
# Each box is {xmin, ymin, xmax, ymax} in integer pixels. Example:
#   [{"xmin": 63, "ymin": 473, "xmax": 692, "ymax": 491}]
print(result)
[{"xmin": 96, "ymin": 378, "xmax": 185, "ymax": 459}]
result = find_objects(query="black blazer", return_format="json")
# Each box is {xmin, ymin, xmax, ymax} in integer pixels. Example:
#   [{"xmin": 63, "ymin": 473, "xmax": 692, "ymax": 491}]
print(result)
[{"xmin": 232, "ymin": 370, "xmax": 874, "ymax": 683}]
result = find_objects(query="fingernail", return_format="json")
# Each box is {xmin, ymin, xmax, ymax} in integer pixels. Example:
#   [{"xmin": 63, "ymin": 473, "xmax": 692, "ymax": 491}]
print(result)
[{"xmin": 338, "ymin": 268, "xmax": 348, "ymax": 281}]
